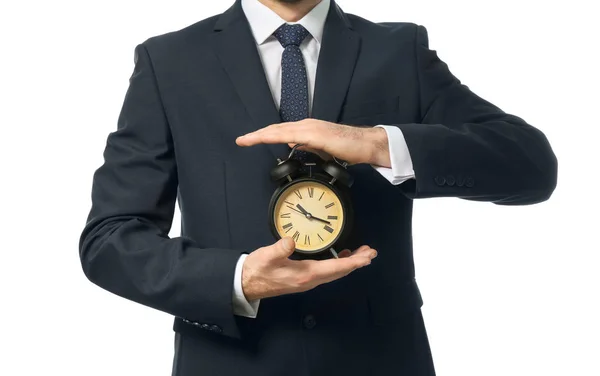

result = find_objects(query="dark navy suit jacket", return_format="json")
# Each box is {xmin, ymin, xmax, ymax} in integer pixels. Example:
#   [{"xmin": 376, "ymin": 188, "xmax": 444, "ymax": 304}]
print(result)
[{"xmin": 79, "ymin": 1, "xmax": 557, "ymax": 375}]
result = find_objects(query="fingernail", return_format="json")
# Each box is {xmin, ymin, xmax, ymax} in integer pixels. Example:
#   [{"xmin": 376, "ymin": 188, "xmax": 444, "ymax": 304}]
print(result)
[{"xmin": 370, "ymin": 251, "xmax": 378, "ymax": 259}]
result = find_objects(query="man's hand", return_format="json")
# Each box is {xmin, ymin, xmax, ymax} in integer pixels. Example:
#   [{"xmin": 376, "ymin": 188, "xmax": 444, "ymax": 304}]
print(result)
[
  {"xmin": 242, "ymin": 237, "xmax": 377, "ymax": 301},
  {"xmin": 236, "ymin": 119, "xmax": 391, "ymax": 168}
]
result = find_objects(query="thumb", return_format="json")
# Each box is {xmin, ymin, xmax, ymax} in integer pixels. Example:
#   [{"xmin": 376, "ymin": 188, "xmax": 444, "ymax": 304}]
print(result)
[{"xmin": 270, "ymin": 237, "xmax": 296, "ymax": 259}]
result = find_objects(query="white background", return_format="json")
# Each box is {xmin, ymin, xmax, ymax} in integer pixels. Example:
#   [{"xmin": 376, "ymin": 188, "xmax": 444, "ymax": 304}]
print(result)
[{"xmin": 1, "ymin": 0, "xmax": 598, "ymax": 375}]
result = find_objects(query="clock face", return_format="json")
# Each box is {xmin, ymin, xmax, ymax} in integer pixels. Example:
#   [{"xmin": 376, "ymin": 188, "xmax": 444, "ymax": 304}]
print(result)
[{"xmin": 273, "ymin": 180, "xmax": 345, "ymax": 253}]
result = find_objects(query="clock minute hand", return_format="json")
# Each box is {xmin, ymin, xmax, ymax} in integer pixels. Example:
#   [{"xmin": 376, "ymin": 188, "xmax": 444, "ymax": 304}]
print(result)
[
  {"xmin": 296, "ymin": 204, "xmax": 331, "ymax": 225},
  {"xmin": 308, "ymin": 215, "xmax": 331, "ymax": 225}
]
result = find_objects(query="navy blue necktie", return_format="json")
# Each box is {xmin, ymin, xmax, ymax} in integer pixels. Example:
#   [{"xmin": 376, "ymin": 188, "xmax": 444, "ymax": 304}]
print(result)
[{"xmin": 273, "ymin": 24, "xmax": 313, "ymax": 164}]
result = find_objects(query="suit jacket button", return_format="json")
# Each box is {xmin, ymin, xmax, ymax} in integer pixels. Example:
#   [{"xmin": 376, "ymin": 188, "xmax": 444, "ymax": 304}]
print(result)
[
  {"xmin": 303, "ymin": 315, "xmax": 317, "ymax": 329},
  {"xmin": 210, "ymin": 325, "xmax": 222, "ymax": 333},
  {"xmin": 446, "ymin": 175, "xmax": 456, "ymax": 186},
  {"xmin": 466, "ymin": 177, "xmax": 475, "ymax": 188},
  {"xmin": 434, "ymin": 175, "xmax": 446, "ymax": 186}
]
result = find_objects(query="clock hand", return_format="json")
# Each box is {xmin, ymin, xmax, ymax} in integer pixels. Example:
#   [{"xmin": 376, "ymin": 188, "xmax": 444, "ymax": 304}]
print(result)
[
  {"xmin": 286, "ymin": 205, "xmax": 308, "ymax": 217},
  {"xmin": 307, "ymin": 215, "xmax": 331, "ymax": 225},
  {"xmin": 296, "ymin": 204, "xmax": 331, "ymax": 225},
  {"xmin": 296, "ymin": 204, "xmax": 309, "ymax": 215}
]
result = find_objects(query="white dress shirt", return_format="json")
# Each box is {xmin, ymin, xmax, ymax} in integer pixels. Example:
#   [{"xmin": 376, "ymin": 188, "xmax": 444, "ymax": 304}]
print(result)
[{"xmin": 232, "ymin": 0, "xmax": 415, "ymax": 318}]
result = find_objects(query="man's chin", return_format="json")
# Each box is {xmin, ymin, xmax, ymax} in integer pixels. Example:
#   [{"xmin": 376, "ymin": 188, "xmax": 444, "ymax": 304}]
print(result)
[{"xmin": 276, "ymin": 0, "xmax": 307, "ymax": 4}]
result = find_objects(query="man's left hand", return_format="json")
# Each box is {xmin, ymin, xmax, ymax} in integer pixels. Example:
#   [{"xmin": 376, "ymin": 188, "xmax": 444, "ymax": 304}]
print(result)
[{"xmin": 236, "ymin": 119, "xmax": 391, "ymax": 167}]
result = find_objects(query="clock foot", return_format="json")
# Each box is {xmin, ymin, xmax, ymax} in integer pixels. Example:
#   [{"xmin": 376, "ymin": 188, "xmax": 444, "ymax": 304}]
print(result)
[{"xmin": 329, "ymin": 248, "xmax": 339, "ymax": 259}]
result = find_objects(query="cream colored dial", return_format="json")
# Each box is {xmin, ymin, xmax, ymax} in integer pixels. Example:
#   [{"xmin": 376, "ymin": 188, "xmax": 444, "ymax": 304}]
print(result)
[{"xmin": 273, "ymin": 180, "xmax": 345, "ymax": 253}]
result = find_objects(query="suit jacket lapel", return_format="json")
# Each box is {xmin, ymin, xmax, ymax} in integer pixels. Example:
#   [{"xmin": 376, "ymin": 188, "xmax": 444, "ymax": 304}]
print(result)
[
  {"xmin": 210, "ymin": 1, "xmax": 360, "ymax": 159},
  {"xmin": 211, "ymin": 1, "xmax": 289, "ymax": 160},
  {"xmin": 312, "ymin": 2, "xmax": 361, "ymax": 122}
]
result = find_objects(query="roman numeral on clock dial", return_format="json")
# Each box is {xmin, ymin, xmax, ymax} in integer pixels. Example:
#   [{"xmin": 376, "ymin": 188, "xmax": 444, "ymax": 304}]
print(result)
[{"xmin": 274, "ymin": 181, "xmax": 344, "ymax": 252}]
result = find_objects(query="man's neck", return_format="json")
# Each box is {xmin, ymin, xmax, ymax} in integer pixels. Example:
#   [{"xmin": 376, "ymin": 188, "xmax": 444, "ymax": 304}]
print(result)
[{"xmin": 257, "ymin": 0, "xmax": 322, "ymax": 22}]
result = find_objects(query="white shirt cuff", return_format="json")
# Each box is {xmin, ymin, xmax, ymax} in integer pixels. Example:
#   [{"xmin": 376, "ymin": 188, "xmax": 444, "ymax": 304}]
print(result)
[
  {"xmin": 372, "ymin": 125, "xmax": 415, "ymax": 185},
  {"xmin": 232, "ymin": 254, "xmax": 260, "ymax": 318}
]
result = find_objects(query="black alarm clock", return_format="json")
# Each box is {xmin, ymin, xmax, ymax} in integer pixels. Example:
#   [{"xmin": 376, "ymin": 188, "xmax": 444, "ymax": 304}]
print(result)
[{"xmin": 268, "ymin": 145, "xmax": 354, "ymax": 258}]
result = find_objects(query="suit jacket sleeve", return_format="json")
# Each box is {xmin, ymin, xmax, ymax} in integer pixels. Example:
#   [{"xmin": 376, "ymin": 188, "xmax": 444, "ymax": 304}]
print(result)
[
  {"xmin": 396, "ymin": 25, "xmax": 557, "ymax": 205},
  {"xmin": 79, "ymin": 43, "xmax": 247, "ymax": 339}
]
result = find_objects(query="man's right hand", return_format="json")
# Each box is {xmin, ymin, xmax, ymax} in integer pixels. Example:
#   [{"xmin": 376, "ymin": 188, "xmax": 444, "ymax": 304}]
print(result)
[{"xmin": 241, "ymin": 237, "xmax": 377, "ymax": 301}]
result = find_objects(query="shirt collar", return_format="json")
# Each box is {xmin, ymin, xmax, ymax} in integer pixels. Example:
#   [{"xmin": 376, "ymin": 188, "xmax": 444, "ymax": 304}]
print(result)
[{"xmin": 241, "ymin": 0, "xmax": 330, "ymax": 46}]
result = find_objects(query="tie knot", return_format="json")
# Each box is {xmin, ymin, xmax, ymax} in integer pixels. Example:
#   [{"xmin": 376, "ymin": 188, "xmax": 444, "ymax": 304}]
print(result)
[{"xmin": 273, "ymin": 24, "xmax": 310, "ymax": 48}]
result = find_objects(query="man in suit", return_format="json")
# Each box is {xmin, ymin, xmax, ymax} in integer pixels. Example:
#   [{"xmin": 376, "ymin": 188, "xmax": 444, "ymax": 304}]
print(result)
[{"xmin": 79, "ymin": 0, "xmax": 557, "ymax": 375}]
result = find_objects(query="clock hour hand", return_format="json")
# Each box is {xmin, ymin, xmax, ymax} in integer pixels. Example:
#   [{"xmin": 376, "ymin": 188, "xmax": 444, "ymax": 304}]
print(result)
[
  {"xmin": 296, "ymin": 204, "xmax": 309, "ymax": 215},
  {"xmin": 286, "ymin": 205, "xmax": 307, "ymax": 216}
]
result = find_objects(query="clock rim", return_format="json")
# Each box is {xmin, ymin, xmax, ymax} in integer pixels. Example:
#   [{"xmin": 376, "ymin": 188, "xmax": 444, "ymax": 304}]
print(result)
[{"xmin": 268, "ymin": 175, "xmax": 353, "ymax": 255}]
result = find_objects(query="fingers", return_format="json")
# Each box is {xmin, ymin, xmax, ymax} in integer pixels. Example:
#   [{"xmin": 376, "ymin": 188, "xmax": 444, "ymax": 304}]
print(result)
[
  {"xmin": 338, "ymin": 245, "xmax": 375, "ymax": 257},
  {"xmin": 236, "ymin": 120, "xmax": 326, "ymax": 151},
  {"xmin": 236, "ymin": 122, "xmax": 301, "ymax": 147},
  {"xmin": 308, "ymin": 247, "xmax": 377, "ymax": 283},
  {"xmin": 338, "ymin": 245, "xmax": 373, "ymax": 258},
  {"xmin": 350, "ymin": 245, "xmax": 376, "ymax": 258}
]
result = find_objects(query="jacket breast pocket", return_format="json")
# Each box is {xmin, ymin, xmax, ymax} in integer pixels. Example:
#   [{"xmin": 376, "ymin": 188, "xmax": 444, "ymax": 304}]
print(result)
[{"xmin": 339, "ymin": 96, "xmax": 400, "ymax": 123}]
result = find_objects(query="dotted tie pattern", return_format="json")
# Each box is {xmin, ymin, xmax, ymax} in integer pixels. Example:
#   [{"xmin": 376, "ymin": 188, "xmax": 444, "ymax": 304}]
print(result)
[{"xmin": 273, "ymin": 24, "xmax": 315, "ymax": 165}]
